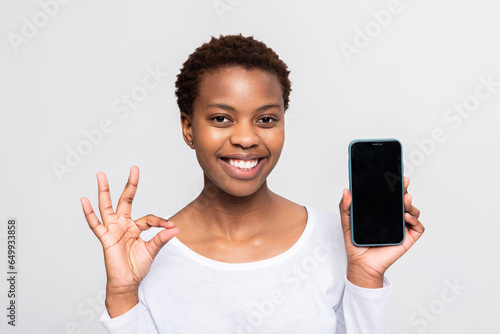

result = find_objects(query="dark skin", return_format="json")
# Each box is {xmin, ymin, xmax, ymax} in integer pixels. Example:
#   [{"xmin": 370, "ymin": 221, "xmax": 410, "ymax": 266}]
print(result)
[
  {"xmin": 81, "ymin": 66, "xmax": 424, "ymax": 318},
  {"xmin": 173, "ymin": 67, "xmax": 307, "ymax": 263}
]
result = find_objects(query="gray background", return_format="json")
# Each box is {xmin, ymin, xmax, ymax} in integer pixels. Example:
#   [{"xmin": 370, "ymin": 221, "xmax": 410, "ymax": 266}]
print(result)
[{"xmin": 1, "ymin": 0, "xmax": 499, "ymax": 333}]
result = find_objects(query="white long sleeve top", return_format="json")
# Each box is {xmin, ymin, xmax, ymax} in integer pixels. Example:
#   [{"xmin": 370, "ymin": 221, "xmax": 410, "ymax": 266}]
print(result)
[{"xmin": 100, "ymin": 205, "xmax": 392, "ymax": 333}]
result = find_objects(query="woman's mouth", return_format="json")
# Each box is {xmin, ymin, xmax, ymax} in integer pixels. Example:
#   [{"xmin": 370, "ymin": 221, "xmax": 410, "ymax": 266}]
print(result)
[
  {"xmin": 222, "ymin": 158, "xmax": 260, "ymax": 171},
  {"xmin": 219, "ymin": 157, "xmax": 265, "ymax": 179}
]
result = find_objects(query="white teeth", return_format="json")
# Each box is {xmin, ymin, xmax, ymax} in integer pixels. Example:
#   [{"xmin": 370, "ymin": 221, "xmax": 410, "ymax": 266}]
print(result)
[{"xmin": 227, "ymin": 159, "xmax": 259, "ymax": 170}]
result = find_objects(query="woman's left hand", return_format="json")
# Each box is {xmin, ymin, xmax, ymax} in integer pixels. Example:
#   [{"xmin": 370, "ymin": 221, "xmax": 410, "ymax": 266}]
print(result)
[{"xmin": 339, "ymin": 176, "xmax": 425, "ymax": 288}]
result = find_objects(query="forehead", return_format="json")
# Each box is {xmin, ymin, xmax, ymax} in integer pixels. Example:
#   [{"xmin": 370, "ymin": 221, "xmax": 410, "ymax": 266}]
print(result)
[{"xmin": 196, "ymin": 67, "xmax": 283, "ymax": 106}]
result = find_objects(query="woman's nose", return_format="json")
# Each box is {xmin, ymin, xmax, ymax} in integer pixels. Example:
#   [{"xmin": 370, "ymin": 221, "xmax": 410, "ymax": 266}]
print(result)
[{"xmin": 229, "ymin": 121, "xmax": 260, "ymax": 148}]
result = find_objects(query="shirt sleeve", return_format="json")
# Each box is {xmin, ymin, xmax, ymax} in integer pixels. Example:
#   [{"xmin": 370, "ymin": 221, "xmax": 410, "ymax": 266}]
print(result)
[
  {"xmin": 335, "ymin": 275, "xmax": 392, "ymax": 334},
  {"xmin": 100, "ymin": 287, "xmax": 159, "ymax": 334}
]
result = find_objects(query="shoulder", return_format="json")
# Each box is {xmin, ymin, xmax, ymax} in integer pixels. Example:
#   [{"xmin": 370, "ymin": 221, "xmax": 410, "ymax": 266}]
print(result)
[
  {"xmin": 306, "ymin": 205, "xmax": 341, "ymax": 233},
  {"xmin": 304, "ymin": 204, "xmax": 345, "ymax": 253},
  {"xmin": 271, "ymin": 194, "xmax": 342, "ymax": 242}
]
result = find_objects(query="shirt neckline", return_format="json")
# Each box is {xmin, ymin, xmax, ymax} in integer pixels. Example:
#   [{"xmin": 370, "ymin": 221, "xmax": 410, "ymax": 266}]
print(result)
[{"xmin": 167, "ymin": 204, "xmax": 315, "ymax": 271}]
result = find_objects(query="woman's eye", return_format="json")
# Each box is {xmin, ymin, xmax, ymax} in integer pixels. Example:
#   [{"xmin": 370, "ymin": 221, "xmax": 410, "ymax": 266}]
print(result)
[
  {"xmin": 212, "ymin": 116, "xmax": 230, "ymax": 123},
  {"xmin": 258, "ymin": 117, "xmax": 276, "ymax": 124}
]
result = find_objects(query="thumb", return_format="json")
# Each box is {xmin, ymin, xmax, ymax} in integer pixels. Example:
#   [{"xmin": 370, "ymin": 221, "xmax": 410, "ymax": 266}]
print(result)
[
  {"xmin": 339, "ymin": 188, "xmax": 352, "ymax": 236},
  {"xmin": 145, "ymin": 224, "xmax": 180, "ymax": 259}
]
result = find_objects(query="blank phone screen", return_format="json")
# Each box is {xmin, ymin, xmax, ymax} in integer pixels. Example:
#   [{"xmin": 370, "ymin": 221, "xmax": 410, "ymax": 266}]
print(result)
[{"xmin": 350, "ymin": 140, "xmax": 405, "ymax": 246}]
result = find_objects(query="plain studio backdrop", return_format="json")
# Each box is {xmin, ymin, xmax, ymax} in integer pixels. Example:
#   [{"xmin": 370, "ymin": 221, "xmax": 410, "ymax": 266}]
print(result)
[{"xmin": 1, "ymin": 1, "xmax": 499, "ymax": 333}]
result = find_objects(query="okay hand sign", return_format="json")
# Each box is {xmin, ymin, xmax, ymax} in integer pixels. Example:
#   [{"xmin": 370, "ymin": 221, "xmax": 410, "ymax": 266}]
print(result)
[{"xmin": 80, "ymin": 166, "xmax": 179, "ymax": 315}]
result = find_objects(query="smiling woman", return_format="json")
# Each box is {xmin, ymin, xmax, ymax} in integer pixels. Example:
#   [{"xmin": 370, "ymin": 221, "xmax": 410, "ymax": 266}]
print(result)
[
  {"xmin": 183, "ymin": 66, "xmax": 285, "ymax": 198},
  {"xmin": 80, "ymin": 34, "xmax": 424, "ymax": 333}
]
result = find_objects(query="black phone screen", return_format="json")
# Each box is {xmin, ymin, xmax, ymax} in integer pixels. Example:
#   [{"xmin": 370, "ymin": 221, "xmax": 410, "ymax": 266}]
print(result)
[{"xmin": 349, "ymin": 140, "xmax": 405, "ymax": 246}]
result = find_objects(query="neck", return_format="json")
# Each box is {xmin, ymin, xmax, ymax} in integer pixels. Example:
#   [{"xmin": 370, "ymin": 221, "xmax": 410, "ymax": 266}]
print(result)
[{"xmin": 189, "ymin": 175, "xmax": 279, "ymax": 240}]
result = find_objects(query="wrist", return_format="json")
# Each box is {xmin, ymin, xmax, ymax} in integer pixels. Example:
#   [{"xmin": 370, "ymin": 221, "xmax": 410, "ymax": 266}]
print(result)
[
  {"xmin": 105, "ymin": 289, "xmax": 139, "ymax": 318},
  {"xmin": 347, "ymin": 264, "xmax": 384, "ymax": 289}
]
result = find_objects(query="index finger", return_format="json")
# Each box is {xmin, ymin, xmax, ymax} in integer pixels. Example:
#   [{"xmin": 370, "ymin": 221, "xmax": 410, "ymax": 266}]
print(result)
[
  {"xmin": 135, "ymin": 214, "xmax": 175, "ymax": 231},
  {"xmin": 116, "ymin": 166, "xmax": 140, "ymax": 218}
]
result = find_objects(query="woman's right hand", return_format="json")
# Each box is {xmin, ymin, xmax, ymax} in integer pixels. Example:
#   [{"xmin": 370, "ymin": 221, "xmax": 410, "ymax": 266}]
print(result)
[{"xmin": 80, "ymin": 166, "xmax": 180, "ymax": 317}]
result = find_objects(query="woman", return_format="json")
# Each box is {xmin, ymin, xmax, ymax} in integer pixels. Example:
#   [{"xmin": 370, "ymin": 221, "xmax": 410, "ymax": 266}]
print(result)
[{"xmin": 81, "ymin": 34, "xmax": 424, "ymax": 333}]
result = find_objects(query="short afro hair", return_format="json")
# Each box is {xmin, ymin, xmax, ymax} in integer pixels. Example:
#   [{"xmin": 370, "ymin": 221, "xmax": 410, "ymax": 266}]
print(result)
[{"xmin": 175, "ymin": 34, "xmax": 291, "ymax": 116}]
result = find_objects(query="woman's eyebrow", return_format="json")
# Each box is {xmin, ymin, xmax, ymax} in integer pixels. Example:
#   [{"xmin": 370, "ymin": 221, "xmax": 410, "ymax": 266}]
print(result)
[
  {"xmin": 207, "ymin": 103, "xmax": 235, "ymax": 112},
  {"xmin": 206, "ymin": 103, "xmax": 281, "ymax": 112},
  {"xmin": 256, "ymin": 104, "xmax": 281, "ymax": 112}
]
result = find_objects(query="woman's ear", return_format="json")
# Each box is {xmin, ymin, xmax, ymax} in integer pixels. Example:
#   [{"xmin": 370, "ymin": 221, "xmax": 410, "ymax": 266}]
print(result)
[{"xmin": 180, "ymin": 111, "xmax": 194, "ymax": 148}]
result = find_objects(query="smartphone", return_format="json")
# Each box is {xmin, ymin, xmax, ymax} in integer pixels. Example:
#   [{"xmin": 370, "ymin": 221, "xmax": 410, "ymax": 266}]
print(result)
[{"xmin": 348, "ymin": 139, "xmax": 405, "ymax": 246}]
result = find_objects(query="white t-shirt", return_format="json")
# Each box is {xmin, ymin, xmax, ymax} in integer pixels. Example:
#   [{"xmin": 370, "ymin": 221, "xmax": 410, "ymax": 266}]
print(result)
[{"xmin": 100, "ymin": 205, "xmax": 392, "ymax": 333}]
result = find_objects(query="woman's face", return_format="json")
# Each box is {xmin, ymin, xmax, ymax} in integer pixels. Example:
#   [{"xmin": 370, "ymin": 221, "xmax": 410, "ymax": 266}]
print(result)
[{"xmin": 181, "ymin": 66, "xmax": 285, "ymax": 198}]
